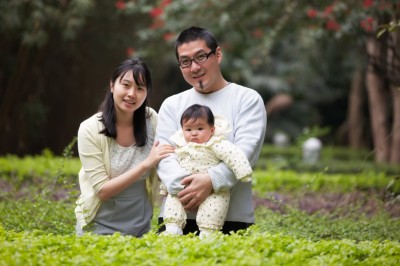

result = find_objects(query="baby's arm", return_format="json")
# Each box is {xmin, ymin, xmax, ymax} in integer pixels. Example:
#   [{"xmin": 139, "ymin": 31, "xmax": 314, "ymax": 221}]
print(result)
[{"xmin": 211, "ymin": 140, "xmax": 253, "ymax": 182}]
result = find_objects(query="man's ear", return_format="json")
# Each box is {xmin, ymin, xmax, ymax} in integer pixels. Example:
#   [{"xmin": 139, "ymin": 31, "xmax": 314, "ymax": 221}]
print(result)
[{"xmin": 215, "ymin": 46, "xmax": 223, "ymax": 63}]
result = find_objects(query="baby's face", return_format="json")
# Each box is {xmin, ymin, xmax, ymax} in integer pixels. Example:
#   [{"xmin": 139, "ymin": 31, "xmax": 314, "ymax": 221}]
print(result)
[{"xmin": 182, "ymin": 117, "xmax": 215, "ymax": 144}]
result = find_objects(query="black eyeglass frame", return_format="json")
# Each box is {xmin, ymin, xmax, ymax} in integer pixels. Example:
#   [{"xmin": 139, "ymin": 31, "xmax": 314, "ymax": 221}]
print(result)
[{"xmin": 178, "ymin": 49, "xmax": 216, "ymax": 68}]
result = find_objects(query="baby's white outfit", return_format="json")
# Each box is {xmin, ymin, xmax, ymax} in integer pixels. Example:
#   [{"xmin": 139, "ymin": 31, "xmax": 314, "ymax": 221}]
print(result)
[{"xmin": 161, "ymin": 116, "xmax": 253, "ymax": 235}]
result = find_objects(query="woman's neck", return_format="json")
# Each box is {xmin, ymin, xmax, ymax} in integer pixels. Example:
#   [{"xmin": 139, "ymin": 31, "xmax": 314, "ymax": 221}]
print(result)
[{"xmin": 115, "ymin": 110, "xmax": 134, "ymax": 127}]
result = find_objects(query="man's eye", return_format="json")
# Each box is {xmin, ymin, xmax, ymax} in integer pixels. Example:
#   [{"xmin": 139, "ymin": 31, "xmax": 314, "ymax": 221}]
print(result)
[
  {"xmin": 195, "ymin": 54, "xmax": 207, "ymax": 61},
  {"xmin": 180, "ymin": 59, "xmax": 190, "ymax": 65}
]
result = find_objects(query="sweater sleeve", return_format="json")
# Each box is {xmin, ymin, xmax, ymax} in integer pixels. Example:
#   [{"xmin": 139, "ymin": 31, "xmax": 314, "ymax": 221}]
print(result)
[
  {"xmin": 208, "ymin": 89, "xmax": 266, "ymax": 191},
  {"xmin": 155, "ymin": 99, "xmax": 190, "ymax": 195}
]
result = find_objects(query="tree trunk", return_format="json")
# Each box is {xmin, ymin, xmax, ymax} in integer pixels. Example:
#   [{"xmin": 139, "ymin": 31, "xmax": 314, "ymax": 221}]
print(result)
[
  {"xmin": 0, "ymin": 44, "xmax": 30, "ymax": 130},
  {"xmin": 366, "ymin": 37, "xmax": 390, "ymax": 163},
  {"xmin": 387, "ymin": 17, "xmax": 400, "ymax": 164},
  {"xmin": 390, "ymin": 86, "xmax": 400, "ymax": 164},
  {"xmin": 347, "ymin": 68, "xmax": 365, "ymax": 149}
]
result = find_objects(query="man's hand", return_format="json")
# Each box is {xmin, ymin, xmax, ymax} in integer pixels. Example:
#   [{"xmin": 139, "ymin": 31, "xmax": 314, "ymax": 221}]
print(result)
[{"xmin": 177, "ymin": 173, "xmax": 213, "ymax": 211}]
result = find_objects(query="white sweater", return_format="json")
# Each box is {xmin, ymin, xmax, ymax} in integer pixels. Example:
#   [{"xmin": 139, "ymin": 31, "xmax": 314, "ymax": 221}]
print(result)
[{"xmin": 156, "ymin": 83, "xmax": 267, "ymax": 223}]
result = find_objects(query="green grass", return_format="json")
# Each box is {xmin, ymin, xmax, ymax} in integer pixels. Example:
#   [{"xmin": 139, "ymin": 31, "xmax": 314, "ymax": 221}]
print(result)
[
  {"xmin": 257, "ymin": 145, "xmax": 400, "ymax": 175},
  {"xmin": 1, "ymin": 226, "xmax": 400, "ymax": 266},
  {"xmin": 0, "ymin": 148, "xmax": 399, "ymax": 265},
  {"xmin": 254, "ymin": 208, "xmax": 400, "ymax": 242},
  {"xmin": 252, "ymin": 169, "xmax": 400, "ymax": 194}
]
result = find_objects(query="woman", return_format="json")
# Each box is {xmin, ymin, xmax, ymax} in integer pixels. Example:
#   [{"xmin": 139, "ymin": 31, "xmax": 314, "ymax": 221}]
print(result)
[{"xmin": 75, "ymin": 58, "xmax": 174, "ymax": 236}]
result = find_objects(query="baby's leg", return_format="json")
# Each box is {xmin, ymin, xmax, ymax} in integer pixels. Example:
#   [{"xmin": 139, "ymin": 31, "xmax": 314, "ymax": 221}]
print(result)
[
  {"xmin": 196, "ymin": 190, "xmax": 230, "ymax": 238},
  {"xmin": 163, "ymin": 194, "xmax": 186, "ymax": 235}
]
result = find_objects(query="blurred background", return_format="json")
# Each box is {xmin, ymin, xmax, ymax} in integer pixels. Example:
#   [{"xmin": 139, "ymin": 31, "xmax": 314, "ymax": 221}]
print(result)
[{"xmin": 0, "ymin": 0, "xmax": 399, "ymax": 165}]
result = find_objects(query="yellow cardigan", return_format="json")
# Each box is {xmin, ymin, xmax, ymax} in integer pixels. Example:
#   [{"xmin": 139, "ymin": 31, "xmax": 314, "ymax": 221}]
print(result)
[{"xmin": 75, "ymin": 107, "xmax": 158, "ymax": 228}]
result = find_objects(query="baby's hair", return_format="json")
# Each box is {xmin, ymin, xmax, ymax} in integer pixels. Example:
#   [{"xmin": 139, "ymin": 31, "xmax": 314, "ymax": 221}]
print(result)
[{"xmin": 180, "ymin": 104, "xmax": 214, "ymax": 127}]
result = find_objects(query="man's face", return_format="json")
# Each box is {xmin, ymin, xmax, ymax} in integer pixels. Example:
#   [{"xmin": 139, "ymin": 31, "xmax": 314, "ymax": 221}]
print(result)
[{"xmin": 177, "ymin": 39, "xmax": 222, "ymax": 94}]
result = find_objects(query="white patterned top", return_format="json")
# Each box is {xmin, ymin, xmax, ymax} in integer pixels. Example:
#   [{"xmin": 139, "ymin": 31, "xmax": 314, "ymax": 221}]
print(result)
[{"xmin": 110, "ymin": 140, "xmax": 151, "ymax": 180}]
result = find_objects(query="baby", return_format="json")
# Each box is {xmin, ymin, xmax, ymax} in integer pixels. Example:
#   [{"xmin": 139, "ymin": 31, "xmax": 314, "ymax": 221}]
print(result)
[{"xmin": 161, "ymin": 104, "xmax": 253, "ymax": 238}]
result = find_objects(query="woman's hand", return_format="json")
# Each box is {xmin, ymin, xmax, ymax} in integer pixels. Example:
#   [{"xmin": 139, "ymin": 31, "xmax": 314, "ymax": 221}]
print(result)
[
  {"xmin": 143, "ymin": 140, "xmax": 175, "ymax": 169},
  {"xmin": 98, "ymin": 141, "xmax": 173, "ymax": 201}
]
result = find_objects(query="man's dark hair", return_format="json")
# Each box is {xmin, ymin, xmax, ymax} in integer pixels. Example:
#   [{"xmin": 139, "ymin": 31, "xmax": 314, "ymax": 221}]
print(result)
[{"xmin": 175, "ymin": 26, "xmax": 219, "ymax": 60}]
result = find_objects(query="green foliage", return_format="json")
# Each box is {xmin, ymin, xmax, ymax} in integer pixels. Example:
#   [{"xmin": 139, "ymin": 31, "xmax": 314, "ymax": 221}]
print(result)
[
  {"xmin": 294, "ymin": 125, "xmax": 331, "ymax": 147},
  {"xmin": 0, "ymin": 139, "xmax": 78, "ymax": 234},
  {"xmin": 0, "ymin": 150, "xmax": 80, "ymax": 182},
  {"xmin": 1, "ymin": 226, "xmax": 400, "ymax": 266},
  {"xmin": 0, "ymin": 200, "xmax": 75, "ymax": 235},
  {"xmin": 255, "ymin": 208, "xmax": 400, "ymax": 242},
  {"xmin": 1, "ymin": 145, "xmax": 400, "ymax": 265},
  {"xmin": 0, "ymin": 0, "xmax": 94, "ymax": 46},
  {"xmin": 257, "ymin": 145, "xmax": 400, "ymax": 174},
  {"xmin": 252, "ymin": 169, "xmax": 400, "ymax": 194},
  {"xmin": 377, "ymin": 19, "xmax": 400, "ymax": 37}
]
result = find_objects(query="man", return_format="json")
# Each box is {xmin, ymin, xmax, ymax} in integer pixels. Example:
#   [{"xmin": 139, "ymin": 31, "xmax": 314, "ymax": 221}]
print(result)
[{"xmin": 156, "ymin": 26, "xmax": 267, "ymax": 234}]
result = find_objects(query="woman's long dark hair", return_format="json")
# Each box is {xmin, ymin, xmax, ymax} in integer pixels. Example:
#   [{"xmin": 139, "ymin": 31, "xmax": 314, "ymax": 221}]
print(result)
[{"xmin": 98, "ymin": 58, "xmax": 153, "ymax": 147}]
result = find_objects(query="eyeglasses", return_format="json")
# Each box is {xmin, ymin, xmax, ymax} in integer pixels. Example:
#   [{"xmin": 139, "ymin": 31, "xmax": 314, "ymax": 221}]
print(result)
[{"xmin": 178, "ymin": 49, "xmax": 216, "ymax": 68}]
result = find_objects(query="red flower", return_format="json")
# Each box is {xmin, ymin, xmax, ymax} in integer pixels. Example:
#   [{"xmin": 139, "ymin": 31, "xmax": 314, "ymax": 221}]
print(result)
[
  {"xmin": 150, "ymin": 18, "xmax": 165, "ymax": 29},
  {"xmin": 324, "ymin": 5, "xmax": 334, "ymax": 15},
  {"xmin": 126, "ymin": 47, "xmax": 135, "ymax": 57},
  {"xmin": 150, "ymin": 7, "xmax": 163, "ymax": 18},
  {"xmin": 161, "ymin": 0, "xmax": 172, "ymax": 7},
  {"xmin": 307, "ymin": 8, "xmax": 318, "ymax": 18},
  {"xmin": 115, "ymin": 1, "xmax": 126, "ymax": 10},
  {"xmin": 326, "ymin": 19, "xmax": 340, "ymax": 31},
  {"xmin": 163, "ymin": 32, "xmax": 175, "ymax": 41},
  {"xmin": 360, "ymin": 17, "xmax": 374, "ymax": 32},
  {"xmin": 252, "ymin": 28, "xmax": 263, "ymax": 38},
  {"xmin": 363, "ymin": 0, "xmax": 373, "ymax": 8}
]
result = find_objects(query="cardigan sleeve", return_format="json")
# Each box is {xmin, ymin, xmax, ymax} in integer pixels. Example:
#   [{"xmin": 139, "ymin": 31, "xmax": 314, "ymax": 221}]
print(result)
[{"xmin": 77, "ymin": 114, "xmax": 110, "ymax": 194}]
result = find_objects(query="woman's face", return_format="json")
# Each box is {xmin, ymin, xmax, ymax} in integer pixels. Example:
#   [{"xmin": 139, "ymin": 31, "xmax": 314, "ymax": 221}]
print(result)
[{"xmin": 111, "ymin": 70, "xmax": 147, "ymax": 116}]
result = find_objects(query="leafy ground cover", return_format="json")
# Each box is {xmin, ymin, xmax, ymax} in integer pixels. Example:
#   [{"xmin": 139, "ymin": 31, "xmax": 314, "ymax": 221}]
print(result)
[
  {"xmin": 2, "ymin": 226, "xmax": 399, "ymax": 266},
  {"xmin": 0, "ymin": 148, "xmax": 399, "ymax": 265}
]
